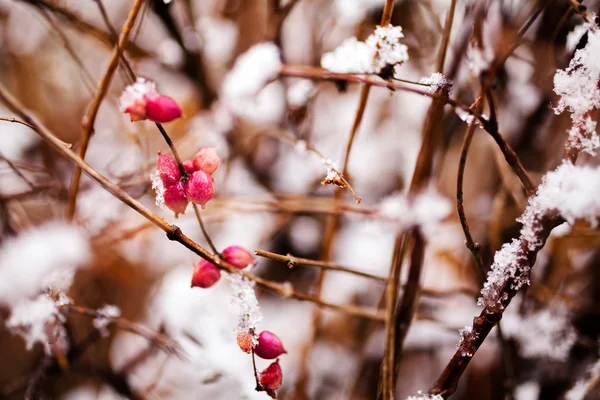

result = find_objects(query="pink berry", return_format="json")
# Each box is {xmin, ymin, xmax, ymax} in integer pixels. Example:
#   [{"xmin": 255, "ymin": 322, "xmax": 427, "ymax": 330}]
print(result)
[
  {"xmin": 254, "ymin": 331, "xmax": 286, "ymax": 359},
  {"xmin": 237, "ymin": 332, "xmax": 254, "ymax": 354},
  {"xmin": 222, "ymin": 246, "xmax": 255, "ymax": 270},
  {"xmin": 183, "ymin": 160, "xmax": 195, "ymax": 174},
  {"xmin": 191, "ymin": 260, "xmax": 221, "ymax": 288},
  {"xmin": 163, "ymin": 181, "xmax": 188, "ymax": 215},
  {"xmin": 120, "ymin": 78, "xmax": 178, "ymax": 123},
  {"xmin": 258, "ymin": 360, "xmax": 282, "ymax": 399},
  {"xmin": 144, "ymin": 94, "xmax": 183, "ymax": 123},
  {"xmin": 185, "ymin": 170, "xmax": 214, "ymax": 208},
  {"xmin": 157, "ymin": 152, "xmax": 180, "ymax": 186},
  {"xmin": 192, "ymin": 147, "xmax": 221, "ymax": 175}
]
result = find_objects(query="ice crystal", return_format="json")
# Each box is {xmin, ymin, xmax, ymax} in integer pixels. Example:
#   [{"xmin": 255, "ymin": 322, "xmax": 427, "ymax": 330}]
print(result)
[
  {"xmin": 518, "ymin": 162, "xmax": 600, "ymax": 251},
  {"xmin": 418, "ymin": 72, "xmax": 452, "ymax": 93},
  {"xmin": 150, "ymin": 171, "xmax": 167, "ymax": 211},
  {"xmin": 228, "ymin": 273, "xmax": 262, "ymax": 343},
  {"xmin": 478, "ymin": 238, "xmax": 528, "ymax": 310},
  {"xmin": 321, "ymin": 25, "xmax": 408, "ymax": 74},
  {"xmin": 553, "ymin": 29, "xmax": 600, "ymax": 155}
]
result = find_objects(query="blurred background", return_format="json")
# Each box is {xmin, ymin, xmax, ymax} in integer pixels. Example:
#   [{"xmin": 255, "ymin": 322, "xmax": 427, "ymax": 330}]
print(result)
[{"xmin": 0, "ymin": 0, "xmax": 599, "ymax": 399}]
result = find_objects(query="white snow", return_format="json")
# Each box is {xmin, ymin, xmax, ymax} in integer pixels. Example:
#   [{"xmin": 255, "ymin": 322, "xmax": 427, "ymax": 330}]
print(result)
[
  {"xmin": 321, "ymin": 25, "xmax": 408, "ymax": 74},
  {"xmin": 553, "ymin": 29, "xmax": 600, "ymax": 155}
]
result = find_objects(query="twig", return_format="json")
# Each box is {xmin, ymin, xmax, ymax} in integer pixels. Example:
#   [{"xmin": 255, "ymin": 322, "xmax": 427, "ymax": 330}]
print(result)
[
  {"xmin": 92, "ymin": 0, "xmax": 136, "ymax": 82},
  {"xmin": 380, "ymin": 233, "xmax": 406, "ymax": 399},
  {"xmin": 429, "ymin": 215, "xmax": 563, "ymax": 398},
  {"xmin": 435, "ymin": 0, "xmax": 457, "ymax": 72},
  {"xmin": 192, "ymin": 203, "xmax": 219, "ymax": 254},
  {"xmin": 267, "ymin": 130, "xmax": 361, "ymax": 203},
  {"xmin": 251, "ymin": 349, "xmax": 262, "ymax": 391},
  {"xmin": 456, "ymin": 94, "xmax": 486, "ymax": 279},
  {"xmin": 254, "ymin": 249, "xmax": 387, "ymax": 281},
  {"xmin": 66, "ymin": 0, "xmax": 145, "ymax": 219},
  {"xmin": 0, "ymin": 117, "xmax": 72, "ymax": 148}
]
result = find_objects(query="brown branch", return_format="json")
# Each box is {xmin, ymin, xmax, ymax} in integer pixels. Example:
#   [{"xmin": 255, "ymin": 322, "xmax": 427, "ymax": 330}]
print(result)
[
  {"xmin": 435, "ymin": 0, "xmax": 457, "ymax": 72},
  {"xmin": 0, "ymin": 117, "xmax": 72, "ymax": 148},
  {"xmin": 254, "ymin": 249, "xmax": 387, "ymax": 281},
  {"xmin": 66, "ymin": 0, "xmax": 145, "ymax": 219},
  {"xmin": 429, "ymin": 215, "xmax": 562, "ymax": 398},
  {"xmin": 456, "ymin": 95, "xmax": 486, "ymax": 280},
  {"xmin": 380, "ymin": 233, "xmax": 406, "ymax": 399},
  {"xmin": 92, "ymin": 0, "xmax": 136, "ymax": 81}
]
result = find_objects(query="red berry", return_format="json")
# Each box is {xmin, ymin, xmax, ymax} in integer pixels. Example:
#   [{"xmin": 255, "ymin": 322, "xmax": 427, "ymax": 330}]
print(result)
[
  {"xmin": 192, "ymin": 147, "xmax": 221, "ymax": 175},
  {"xmin": 185, "ymin": 170, "xmax": 214, "ymax": 208},
  {"xmin": 145, "ymin": 94, "xmax": 183, "ymax": 123},
  {"xmin": 157, "ymin": 152, "xmax": 180, "ymax": 186},
  {"xmin": 163, "ymin": 181, "xmax": 188, "ymax": 215},
  {"xmin": 255, "ymin": 331, "xmax": 286, "ymax": 359},
  {"xmin": 222, "ymin": 246, "xmax": 255, "ymax": 270},
  {"xmin": 183, "ymin": 160, "xmax": 195, "ymax": 174},
  {"xmin": 191, "ymin": 260, "xmax": 221, "ymax": 288},
  {"xmin": 258, "ymin": 360, "xmax": 282, "ymax": 399}
]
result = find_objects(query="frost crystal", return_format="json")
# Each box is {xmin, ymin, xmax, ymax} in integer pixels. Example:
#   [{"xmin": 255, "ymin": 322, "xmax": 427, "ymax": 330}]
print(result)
[
  {"xmin": 366, "ymin": 25, "xmax": 409, "ymax": 72},
  {"xmin": 6, "ymin": 295, "xmax": 63, "ymax": 352},
  {"xmin": 150, "ymin": 171, "xmax": 167, "ymax": 211},
  {"xmin": 93, "ymin": 304, "xmax": 121, "ymax": 337},
  {"xmin": 518, "ymin": 162, "xmax": 600, "ymax": 251},
  {"xmin": 321, "ymin": 25, "xmax": 408, "ymax": 74},
  {"xmin": 458, "ymin": 325, "xmax": 478, "ymax": 357},
  {"xmin": 511, "ymin": 307, "xmax": 577, "ymax": 361},
  {"xmin": 479, "ymin": 238, "xmax": 528, "ymax": 310},
  {"xmin": 405, "ymin": 391, "xmax": 444, "ymax": 400},
  {"xmin": 553, "ymin": 29, "xmax": 600, "ymax": 155},
  {"xmin": 228, "ymin": 273, "xmax": 262, "ymax": 343},
  {"xmin": 418, "ymin": 72, "xmax": 452, "ymax": 93}
]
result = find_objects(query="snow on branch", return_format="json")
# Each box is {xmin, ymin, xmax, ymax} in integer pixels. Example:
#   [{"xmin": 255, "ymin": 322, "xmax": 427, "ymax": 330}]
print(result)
[
  {"xmin": 321, "ymin": 25, "xmax": 408, "ymax": 74},
  {"xmin": 553, "ymin": 29, "xmax": 600, "ymax": 155}
]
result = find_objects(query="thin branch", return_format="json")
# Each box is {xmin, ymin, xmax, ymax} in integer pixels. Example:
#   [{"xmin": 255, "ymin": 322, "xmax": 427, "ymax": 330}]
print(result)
[
  {"xmin": 66, "ymin": 0, "xmax": 145, "ymax": 219},
  {"xmin": 254, "ymin": 249, "xmax": 387, "ymax": 281},
  {"xmin": 0, "ymin": 117, "xmax": 72, "ymax": 148},
  {"xmin": 192, "ymin": 203, "xmax": 219, "ymax": 254},
  {"xmin": 435, "ymin": 0, "xmax": 457, "ymax": 72},
  {"xmin": 92, "ymin": 0, "xmax": 136, "ymax": 81}
]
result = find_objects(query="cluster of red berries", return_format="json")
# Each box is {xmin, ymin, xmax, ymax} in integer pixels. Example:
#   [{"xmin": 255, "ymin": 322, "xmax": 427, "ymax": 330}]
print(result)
[{"xmin": 155, "ymin": 148, "xmax": 220, "ymax": 216}]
